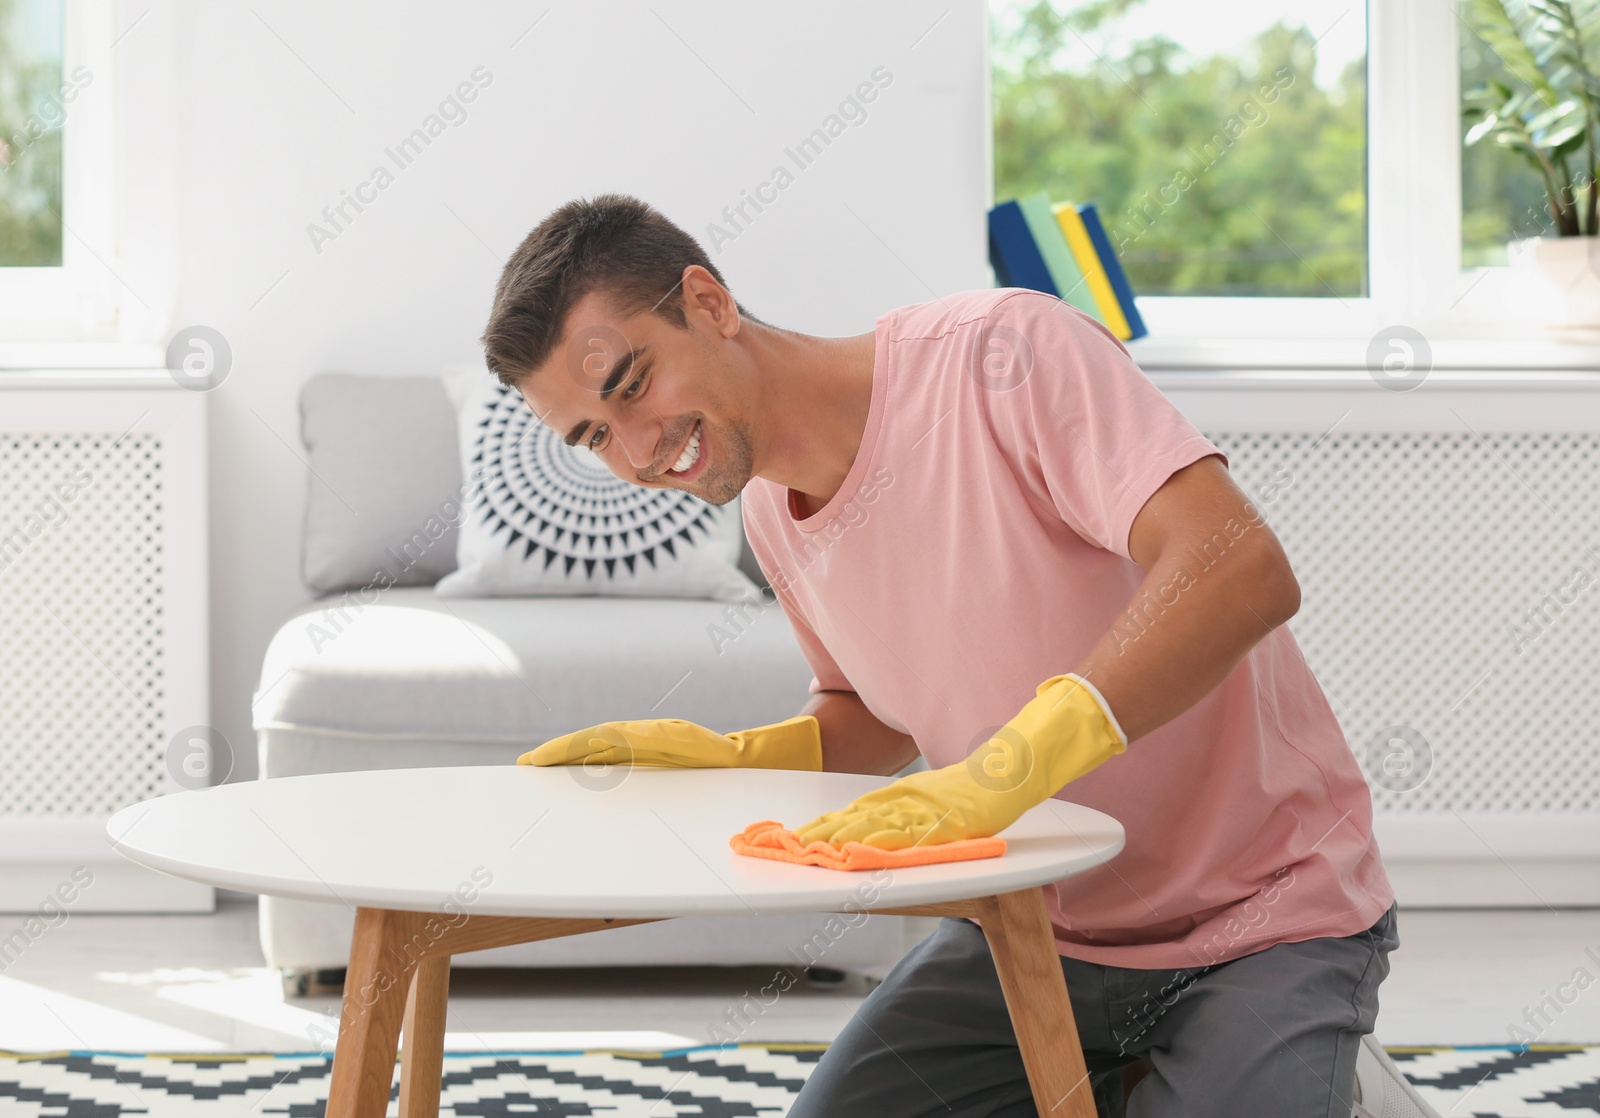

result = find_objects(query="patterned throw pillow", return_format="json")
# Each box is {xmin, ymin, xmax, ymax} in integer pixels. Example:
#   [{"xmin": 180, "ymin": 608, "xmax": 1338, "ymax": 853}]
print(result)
[{"xmin": 435, "ymin": 372, "xmax": 757, "ymax": 601}]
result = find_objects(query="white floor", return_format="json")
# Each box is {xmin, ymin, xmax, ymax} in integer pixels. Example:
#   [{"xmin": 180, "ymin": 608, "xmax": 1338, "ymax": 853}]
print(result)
[{"xmin": 1, "ymin": 897, "xmax": 1597, "ymax": 1054}]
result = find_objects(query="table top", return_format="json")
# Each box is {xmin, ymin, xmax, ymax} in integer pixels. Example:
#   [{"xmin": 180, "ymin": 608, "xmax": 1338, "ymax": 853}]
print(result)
[{"xmin": 107, "ymin": 766, "xmax": 1125, "ymax": 919}]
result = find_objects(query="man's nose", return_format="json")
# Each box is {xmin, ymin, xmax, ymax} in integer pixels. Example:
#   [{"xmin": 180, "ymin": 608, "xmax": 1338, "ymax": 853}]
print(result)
[{"xmin": 612, "ymin": 417, "xmax": 660, "ymax": 475}]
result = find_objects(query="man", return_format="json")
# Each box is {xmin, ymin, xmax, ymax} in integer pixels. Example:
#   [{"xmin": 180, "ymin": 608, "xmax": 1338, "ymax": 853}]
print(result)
[{"xmin": 482, "ymin": 193, "xmax": 1402, "ymax": 1117}]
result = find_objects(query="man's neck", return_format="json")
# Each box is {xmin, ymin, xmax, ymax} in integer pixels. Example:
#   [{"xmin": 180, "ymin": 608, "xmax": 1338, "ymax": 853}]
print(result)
[{"xmin": 746, "ymin": 321, "xmax": 877, "ymax": 516}]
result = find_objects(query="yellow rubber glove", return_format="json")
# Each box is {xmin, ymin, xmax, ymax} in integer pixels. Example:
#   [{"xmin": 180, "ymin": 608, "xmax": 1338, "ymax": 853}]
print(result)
[
  {"xmin": 518, "ymin": 715, "xmax": 822, "ymax": 771},
  {"xmin": 794, "ymin": 673, "xmax": 1125, "ymax": 850}
]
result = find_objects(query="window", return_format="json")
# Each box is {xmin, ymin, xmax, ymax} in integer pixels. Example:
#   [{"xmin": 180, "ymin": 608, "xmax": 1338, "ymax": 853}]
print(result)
[
  {"xmin": 1458, "ymin": 10, "xmax": 1568, "ymax": 268},
  {"xmin": 0, "ymin": 0, "xmax": 121, "ymax": 345},
  {"xmin": 992, "ymin": 0, "xmax": 1367, "ymax": 299},
  {"xmin": 990, "ymin": 1, "xmax": 1479, "ymax": 341},
  {"xmin": 0, "ymin": 0, "xmax": 64, "ymax": 266}
]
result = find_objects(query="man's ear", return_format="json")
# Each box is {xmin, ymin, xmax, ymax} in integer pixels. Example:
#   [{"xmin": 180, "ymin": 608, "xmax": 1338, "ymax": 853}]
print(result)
[{"xmin": 680, "ymin": 265, "xmax": 740, "ymax": 339}]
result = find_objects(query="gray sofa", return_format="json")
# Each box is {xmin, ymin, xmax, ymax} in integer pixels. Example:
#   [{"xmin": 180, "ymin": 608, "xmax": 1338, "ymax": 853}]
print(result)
[{"xmin": 252, "ymin": 372, "xmax": 932, "ymax": 982}]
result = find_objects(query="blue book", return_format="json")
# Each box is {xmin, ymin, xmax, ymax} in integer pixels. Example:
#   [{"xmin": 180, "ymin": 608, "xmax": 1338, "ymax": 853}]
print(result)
[
  {"xmin": 987, "ymin": 200, "xmax": 1058, "ymax": 296},
  {"xmin": 1076, "ymin": 202, "xmax": 1146, "ymax": 340},
  {"xmin": 988, "ymin": 232, "xmax": 1015, "ymax": 287}
]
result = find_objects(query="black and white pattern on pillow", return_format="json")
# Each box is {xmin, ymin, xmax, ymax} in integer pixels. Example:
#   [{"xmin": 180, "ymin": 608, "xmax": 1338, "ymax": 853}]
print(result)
[{"xmin": 436, "ymin": 377, "xmax": 756, "ymax": 601}]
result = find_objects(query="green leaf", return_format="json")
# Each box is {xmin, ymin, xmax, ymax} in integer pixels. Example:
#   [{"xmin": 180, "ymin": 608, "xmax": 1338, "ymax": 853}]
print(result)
[
  {"xmin": 1526, "ymin": 97, "xmax": 1582, "ymax": 128},
  {"xmin": 1546, "ymin": 122, "xmax": 1589, "ymax": 150},
  {"xmin": 1465, "ymin": 0, "xmax": 1562, "ymax": 106}
]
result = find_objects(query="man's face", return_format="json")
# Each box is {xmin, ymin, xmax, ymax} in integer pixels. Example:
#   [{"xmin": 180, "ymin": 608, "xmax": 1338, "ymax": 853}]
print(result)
[{"xmin": 516, "ymin": 287, "xmax": 754, "ymax": 506}]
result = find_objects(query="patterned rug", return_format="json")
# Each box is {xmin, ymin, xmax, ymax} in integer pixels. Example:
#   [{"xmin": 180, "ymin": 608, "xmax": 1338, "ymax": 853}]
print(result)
[{"xmin": 1, "ymin": 1043, "xmax": 1597, "ymax": 1115}]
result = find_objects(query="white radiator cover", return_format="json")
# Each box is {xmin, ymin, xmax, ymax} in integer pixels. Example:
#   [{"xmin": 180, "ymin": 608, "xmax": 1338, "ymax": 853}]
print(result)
[
  {"xmin": 0, "ymin": 376, "xmax": 211, "ymax": 912},
  {"xmin": 1210, "ymin": 427, "xmax": 1598, "ymax": 816},
  {"xmin": 1158, "ymin": 372, "xmax": 1600, "ymax": 905}
]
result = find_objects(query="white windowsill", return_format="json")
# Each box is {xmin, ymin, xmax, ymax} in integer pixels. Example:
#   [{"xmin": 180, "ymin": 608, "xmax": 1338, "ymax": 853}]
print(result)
[
  {"xmin": 1130, "ymin": 334, "xmax": 1600, "ymax": 373},
  {"xmin": 4, "ymin": 330, "xmax": 1598, "ymax": 389},
  {"xmin": 0, "ymin": 367, "xmax": 177, "ymax": 390},
  {"xmin": 1142, "ymin": 367, "xmax": 1600, "ymax": 392},
  {"xmin": 0, "ymin": 342, "xmax": 166, "ymax": 372}
]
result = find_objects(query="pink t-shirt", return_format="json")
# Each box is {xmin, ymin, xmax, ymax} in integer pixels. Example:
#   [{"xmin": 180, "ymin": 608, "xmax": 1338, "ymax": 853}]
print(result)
[{"xmin": 741, "ymin": 288, "xmax": 1394, "ymax": 969}]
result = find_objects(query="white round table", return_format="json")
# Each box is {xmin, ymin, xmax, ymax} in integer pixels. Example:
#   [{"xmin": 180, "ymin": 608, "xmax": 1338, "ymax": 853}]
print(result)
[{"xmin": 110, "ymin": 765, "xmax": 1125, "ymax": 1118}]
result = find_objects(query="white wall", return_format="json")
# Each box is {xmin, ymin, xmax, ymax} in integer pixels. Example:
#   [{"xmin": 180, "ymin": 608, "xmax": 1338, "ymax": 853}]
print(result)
[{"xmin": 133, "ymin": 1, "xmax": 990, "ymax": 777}]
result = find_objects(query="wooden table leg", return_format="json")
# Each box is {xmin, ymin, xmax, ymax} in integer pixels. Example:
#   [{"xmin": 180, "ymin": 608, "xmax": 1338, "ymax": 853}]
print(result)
[
  {"xmin": 326, "ymin": 907, "xmax": 424, "ymax": 1118},
  {"xmin": 324, "ymin": 908, "xmax": 661, "ymax": 1118},
  {"xmin": 399, "ymin": 955, "xmax": 451, "ymax": 1118},
  {"xmin": 975, "ymin": 888, "xmax": 1097, "ymax": 1118}
]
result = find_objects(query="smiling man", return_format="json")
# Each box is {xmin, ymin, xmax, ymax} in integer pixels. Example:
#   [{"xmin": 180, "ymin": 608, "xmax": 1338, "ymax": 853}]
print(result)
[{"xmin": 483, "ymin": 194, "xmax": 1401, "ymax": 1118}]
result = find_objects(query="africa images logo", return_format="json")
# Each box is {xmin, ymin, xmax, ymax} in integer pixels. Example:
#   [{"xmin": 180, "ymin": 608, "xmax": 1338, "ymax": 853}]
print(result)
[{"xmin": 471, "ymin": 385, "xmax": 726, "ymax": 581}]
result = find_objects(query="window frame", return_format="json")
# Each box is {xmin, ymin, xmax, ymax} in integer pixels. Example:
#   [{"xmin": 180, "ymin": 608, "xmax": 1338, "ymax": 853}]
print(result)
[{"xmin": 999, "ymin": 0, "xmax": 1492, "ymax": 343}]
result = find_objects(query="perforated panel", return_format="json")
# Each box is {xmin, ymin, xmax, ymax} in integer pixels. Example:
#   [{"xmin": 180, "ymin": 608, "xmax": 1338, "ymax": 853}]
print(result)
[
  {"xmin": 0, "ymin": 432, "xmax": 167, "ymax": 815},
  {"xmin": 1208, "ymin": 431, "xmax": 1600, "ymax": 815}
]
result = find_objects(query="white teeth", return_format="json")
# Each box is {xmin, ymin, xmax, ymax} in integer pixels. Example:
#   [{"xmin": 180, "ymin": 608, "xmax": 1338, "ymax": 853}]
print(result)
[{"xmin": 670, "ymin": 423, "xmax": 701, "ymax": 474}]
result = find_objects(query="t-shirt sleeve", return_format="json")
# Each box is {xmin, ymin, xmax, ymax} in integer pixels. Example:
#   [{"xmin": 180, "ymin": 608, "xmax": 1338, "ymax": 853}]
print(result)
[
  {"xmin": 739, "ymin": 493, "xmax": 855, "ymax": 696},
  {"xmin": 976, "ymin": 289, "xmax": 1226, "ymax": 561}
]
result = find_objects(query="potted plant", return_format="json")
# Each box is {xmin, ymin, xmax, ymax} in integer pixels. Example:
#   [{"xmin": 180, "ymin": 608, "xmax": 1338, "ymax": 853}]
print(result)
[{"xmin": 1463, "ymin": 0, "xmax": 1600, "ymax": 336}]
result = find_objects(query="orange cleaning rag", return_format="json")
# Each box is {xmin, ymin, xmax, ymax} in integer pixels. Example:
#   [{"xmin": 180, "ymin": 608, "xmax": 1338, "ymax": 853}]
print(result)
[{"xmin": 729, "ymin": 819, "xmax": 1007, "ymax": 872}]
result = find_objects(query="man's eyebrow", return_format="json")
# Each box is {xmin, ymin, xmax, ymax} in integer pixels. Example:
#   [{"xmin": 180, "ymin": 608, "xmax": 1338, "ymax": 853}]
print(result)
[
  {"xmin": 562, "ymin": 344, "xmax": 648, "ymax": 446},
  {"xmin": 598, "ymin": 345, "xmax": 641, "ymax": 401}
]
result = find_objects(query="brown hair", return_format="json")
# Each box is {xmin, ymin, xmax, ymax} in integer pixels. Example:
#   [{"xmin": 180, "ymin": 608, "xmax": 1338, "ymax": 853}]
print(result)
[{"xmin": 481, "ymin": 193, "xmax": 754, "ymax": 387}]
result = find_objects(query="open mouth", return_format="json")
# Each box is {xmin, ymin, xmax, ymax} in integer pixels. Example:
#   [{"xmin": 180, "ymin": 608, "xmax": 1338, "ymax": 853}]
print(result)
[{"xmin": 665, "ymin": 419, "xmax": 706, "ymax": 481}]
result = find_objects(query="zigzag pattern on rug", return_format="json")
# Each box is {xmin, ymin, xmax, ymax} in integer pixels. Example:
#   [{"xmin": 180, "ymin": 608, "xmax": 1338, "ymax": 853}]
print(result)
[{"xmin": 0, "ymin": 1044, "xmax": 1595, "ymax": 1116}]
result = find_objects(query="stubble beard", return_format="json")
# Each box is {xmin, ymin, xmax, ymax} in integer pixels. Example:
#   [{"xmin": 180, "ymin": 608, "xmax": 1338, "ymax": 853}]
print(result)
[{"xmin": 693, "ymin": 415, "xmax": 754, "ymax": 506}]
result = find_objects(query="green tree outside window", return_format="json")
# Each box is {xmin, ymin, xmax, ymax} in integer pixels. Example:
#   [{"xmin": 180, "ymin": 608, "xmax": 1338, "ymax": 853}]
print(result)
[
  {"xmin": 0, "ymin": 0, "xmax": 65, "ymax": 268},
  {"xmin": 992, "ymin": 0, "xmax": 1366, "ymax": 297}
]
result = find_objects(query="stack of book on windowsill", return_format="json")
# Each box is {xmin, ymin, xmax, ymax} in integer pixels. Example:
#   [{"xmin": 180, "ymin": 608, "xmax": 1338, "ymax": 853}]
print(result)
[{"xmin": 988, "ymin": 193, "xmax": 1147, "ymax": 341}]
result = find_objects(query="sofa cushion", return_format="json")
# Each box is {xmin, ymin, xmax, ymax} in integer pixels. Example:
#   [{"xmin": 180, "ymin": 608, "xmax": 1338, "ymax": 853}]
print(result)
[
  {"xmin": 253, "ymin": 587, "xmax": 812, "ymax": 745},
  {"xmin": 299, "ymin": 374, "xmax": 464, "ymax": 593},
  {"xmin": 436, "ymin": 371, "xmax": 756, "ymax": 602}
]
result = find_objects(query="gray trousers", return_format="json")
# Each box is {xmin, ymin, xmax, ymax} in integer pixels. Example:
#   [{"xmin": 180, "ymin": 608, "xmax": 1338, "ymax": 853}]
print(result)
[{"xmin": 789, "ymin": 903, "xmax": 1400, "ymax": 1118}]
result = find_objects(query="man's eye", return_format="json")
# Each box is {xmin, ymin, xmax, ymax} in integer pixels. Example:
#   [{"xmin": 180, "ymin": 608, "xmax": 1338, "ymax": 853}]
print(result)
[
  {"xmin": 587, "ymin": 425, "xmax": 608, "ymax": 449},
  {"xmin": 623, "ymin": 372, "xmax": 646, "ymax": 399}
]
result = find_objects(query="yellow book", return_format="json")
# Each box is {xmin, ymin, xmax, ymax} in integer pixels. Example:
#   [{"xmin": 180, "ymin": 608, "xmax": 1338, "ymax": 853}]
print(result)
[{"xmin": 1053, "ymin": 202, "xmax": 1132, "ymax": 340}]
